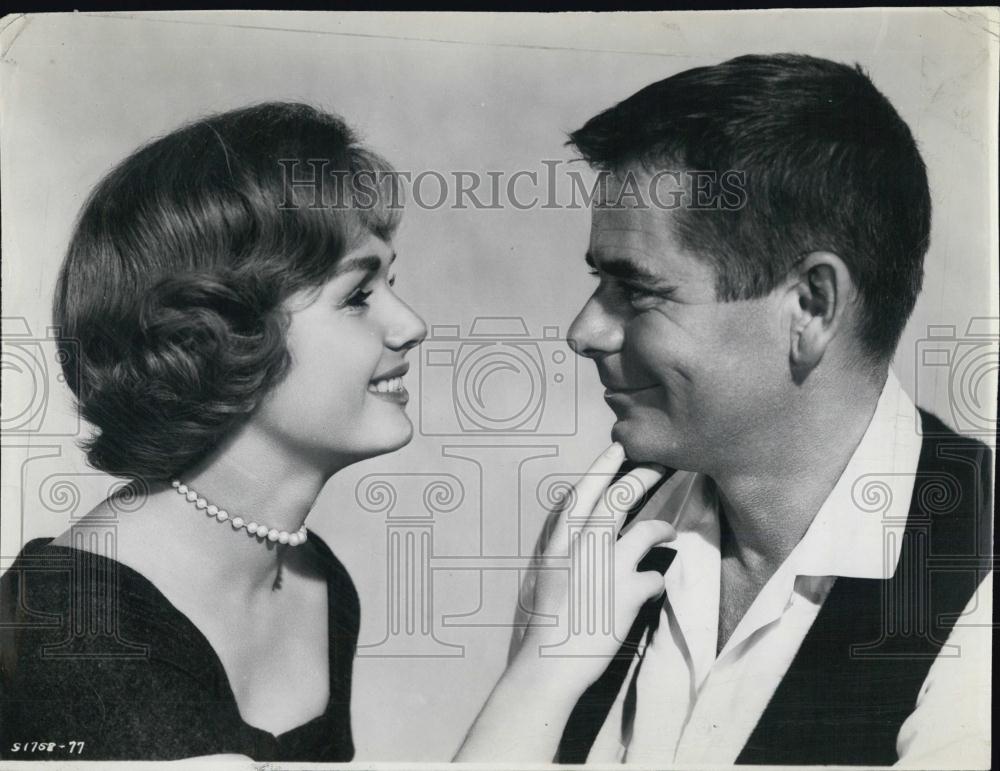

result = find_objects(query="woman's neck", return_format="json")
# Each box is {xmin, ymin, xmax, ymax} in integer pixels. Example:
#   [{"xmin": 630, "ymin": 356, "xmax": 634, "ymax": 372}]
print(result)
[
  {"xmin": 78, "ymin": 422, "xmax": 352, "ymax": 602},
  {"xmin": 158, "ymin": 425, "xmax": 344, "ymax": 590}
]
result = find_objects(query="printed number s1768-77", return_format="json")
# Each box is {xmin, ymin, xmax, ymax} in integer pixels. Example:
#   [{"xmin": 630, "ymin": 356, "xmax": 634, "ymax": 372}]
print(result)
[{"xmin": 9, "ymin": 741, "xmax": 85, "ymax": 754}]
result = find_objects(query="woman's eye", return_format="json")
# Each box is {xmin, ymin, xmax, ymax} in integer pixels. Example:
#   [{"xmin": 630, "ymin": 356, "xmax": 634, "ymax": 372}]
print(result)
[
  {"xmin": 388, "ymin": 274, "xmax": 397, "ymax": 288},
  {"xmin": 588, "ymin": 269, "xmax": 600, "ymax": 278},
  {"xmin": 345, "ymin": 288, "xmax": 373, "ymax": 308}
]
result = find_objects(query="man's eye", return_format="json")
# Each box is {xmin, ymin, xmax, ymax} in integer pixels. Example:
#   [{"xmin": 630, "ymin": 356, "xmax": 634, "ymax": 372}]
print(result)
[
  {"xmin": 588, "ymin": 269, "xmax": 600, "ymax": 278},
  {"xmin": 345, "ymin": 288, "xmax": 373, "ymax": 308},
  {"xmin": 388, "ymin": 274, "xmax": 397, "ymax": 288},
  {"xmin": 623, "ymin": 283, "xmax": 670, "ymax": 308},
  {"xmin": 625, "ymin": 284, "xmax": 653, "ymax": 298}
]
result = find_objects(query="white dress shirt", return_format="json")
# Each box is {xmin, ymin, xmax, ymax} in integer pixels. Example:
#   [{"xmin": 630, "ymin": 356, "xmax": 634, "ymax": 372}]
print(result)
[{"xmin": 572, "ymin": 371, "xmax": 992, "ymax": 768}]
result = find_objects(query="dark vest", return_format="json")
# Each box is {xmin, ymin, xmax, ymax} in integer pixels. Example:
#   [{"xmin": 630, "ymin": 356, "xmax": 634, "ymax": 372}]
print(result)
[{"xmin": 557, "ymin": 409, "xmax": 993, "ymax": 765}]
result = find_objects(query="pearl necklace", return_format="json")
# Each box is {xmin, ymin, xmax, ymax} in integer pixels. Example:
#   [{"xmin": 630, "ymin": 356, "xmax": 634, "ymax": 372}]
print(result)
[{"xmin": 171, "ymin": 480, "xmax": 308, "ymax": 547}]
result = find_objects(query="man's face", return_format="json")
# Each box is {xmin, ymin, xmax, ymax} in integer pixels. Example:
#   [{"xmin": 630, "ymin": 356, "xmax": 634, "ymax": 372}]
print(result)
[{"xmin": 567, "ymin": 170, "xmax": 791, "ymax": 474}]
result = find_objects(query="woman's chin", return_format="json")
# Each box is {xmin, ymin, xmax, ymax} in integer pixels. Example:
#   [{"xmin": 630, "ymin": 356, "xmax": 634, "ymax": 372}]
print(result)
[
  {"xmin": 308, "ymin": 426, "xmax": 414, "ymax": 477},
  {"xmin": 359, "ymin": 421, "xmax": 415, "ymax": 460},
  {"xmin": 383, "ymin": 425, "xmax": 414, "ymax": 454}
]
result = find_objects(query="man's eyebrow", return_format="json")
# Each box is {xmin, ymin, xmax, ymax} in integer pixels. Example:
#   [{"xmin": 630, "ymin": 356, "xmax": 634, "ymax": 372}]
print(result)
[
  {"xmin": 585, "ymin": 250, "xmax": 662, "ymax": 284},
  {"xmin": 334, "ymin": 251, "xmax": 396, "ymax": 276}
]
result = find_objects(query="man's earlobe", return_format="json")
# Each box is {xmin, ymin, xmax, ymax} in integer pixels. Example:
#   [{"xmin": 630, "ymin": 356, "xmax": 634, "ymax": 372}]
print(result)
[{"xmin": 788, "ymin": 252, "xmax": 853, "ymax": 380}]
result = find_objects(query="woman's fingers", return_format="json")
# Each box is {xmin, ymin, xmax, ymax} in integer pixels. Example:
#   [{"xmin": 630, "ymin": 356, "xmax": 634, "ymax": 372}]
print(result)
[
  {"xmin": 588, "ymin": 464, "xmax": 669, "ymax": 533},
  {"xmin": 516, "ymin": 451, "xmax": 676, "ymax": 669},
  {"xmin": 634, "ymin": 567, "xmax": 669, "ymax": 601},
  {"xmin": 569, "ymin": 443, "xmax": 627, "ymax": 516},
  {"xmin": 545, "ymin": 443, "xmax": 625, "ymax": 555},
  {"xmin": 617, "ymin": 519, "xmax": 677, "ymax": 570},
  {"xmin": 614, "ymin": 520, "xmax": 674, "ymax": 611}
]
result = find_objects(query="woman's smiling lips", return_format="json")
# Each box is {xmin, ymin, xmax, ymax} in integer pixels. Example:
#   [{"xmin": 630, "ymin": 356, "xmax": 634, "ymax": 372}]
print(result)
[{"xmin": 369, "ymin": 364, "xmax": 410, "ymax": 404}]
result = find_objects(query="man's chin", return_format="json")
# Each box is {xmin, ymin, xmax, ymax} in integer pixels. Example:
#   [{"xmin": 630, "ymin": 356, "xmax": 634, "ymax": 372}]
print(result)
[
  {"xmin": 611, "ymin": 419, "xmax": 683, "ymax": 469},
  {"xmin": 611, "ymin": 421, "xmax": 655, "ymax": 464}
]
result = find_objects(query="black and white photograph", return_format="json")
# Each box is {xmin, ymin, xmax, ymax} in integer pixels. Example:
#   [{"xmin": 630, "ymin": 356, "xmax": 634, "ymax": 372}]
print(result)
[{"xmin": 0, "ymin": 9, "xmax": 996, "ymax": 769}]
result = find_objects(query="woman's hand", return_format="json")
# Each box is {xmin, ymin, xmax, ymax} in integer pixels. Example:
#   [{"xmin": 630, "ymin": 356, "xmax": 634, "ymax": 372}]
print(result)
[
  {"xmin": 454, "ymin": 442, "xmax": 675, "ymax": 762},
  {"xmin": 511, "ymin": 442, "xmax": 674, "ymax": 679}
]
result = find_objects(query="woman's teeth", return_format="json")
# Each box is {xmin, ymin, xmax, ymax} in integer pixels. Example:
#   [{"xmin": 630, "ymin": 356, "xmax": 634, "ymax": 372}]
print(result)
[{"xmin": 369, "ymin": 376, "xmax": 404, "ymax": 394}]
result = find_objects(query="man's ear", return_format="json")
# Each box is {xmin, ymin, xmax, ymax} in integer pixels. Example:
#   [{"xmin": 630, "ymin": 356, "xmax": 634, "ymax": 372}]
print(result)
[{"xmin": 786, "ymin": 251, "xmax": 855, "ymax": 379}]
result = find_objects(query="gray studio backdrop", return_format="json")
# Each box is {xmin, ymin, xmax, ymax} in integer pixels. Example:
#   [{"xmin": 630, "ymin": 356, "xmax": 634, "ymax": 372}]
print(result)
[{"xmin": 1, "ymin": 10, "xmax": 997, "ymax": 760}]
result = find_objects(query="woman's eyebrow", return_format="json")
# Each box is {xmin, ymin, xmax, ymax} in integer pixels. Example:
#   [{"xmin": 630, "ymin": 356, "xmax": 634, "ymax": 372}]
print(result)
[{"xmin": 334, "ymin": 251, "xmax": 395, "ymax": 276}]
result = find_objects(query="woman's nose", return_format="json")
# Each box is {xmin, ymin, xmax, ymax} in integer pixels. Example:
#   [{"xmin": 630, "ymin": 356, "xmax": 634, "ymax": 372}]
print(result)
[{"xmin": 386, "ymin": 297, "xmax": 427, "ymax": 352}]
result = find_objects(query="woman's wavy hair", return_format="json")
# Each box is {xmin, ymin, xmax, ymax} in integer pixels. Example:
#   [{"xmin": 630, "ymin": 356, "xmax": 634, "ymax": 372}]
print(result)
[{"xmin": 54, "ymin": 102, "xmax": 402, "ymax": 482}]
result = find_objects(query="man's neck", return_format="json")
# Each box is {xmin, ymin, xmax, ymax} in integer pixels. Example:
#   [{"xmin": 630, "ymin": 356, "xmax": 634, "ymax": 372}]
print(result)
[{"xmin": 711, "ymin": 369, "xmax": 888, "ymax": 574}]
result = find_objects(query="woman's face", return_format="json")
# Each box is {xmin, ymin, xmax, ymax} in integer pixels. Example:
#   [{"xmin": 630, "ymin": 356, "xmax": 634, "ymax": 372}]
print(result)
[{"xmin": 251, "ymin": 233, "xmax": 427, "ymax": 471}]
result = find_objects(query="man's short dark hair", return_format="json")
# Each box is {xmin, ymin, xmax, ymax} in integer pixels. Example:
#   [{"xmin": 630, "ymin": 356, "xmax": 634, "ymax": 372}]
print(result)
[
  {"xmin": 568, "ymin": 53, "xmax": 931, "ymax": 363},
  {"xmin": 55, "ymin": 101, "xmax": 401, "ymax": 482}
]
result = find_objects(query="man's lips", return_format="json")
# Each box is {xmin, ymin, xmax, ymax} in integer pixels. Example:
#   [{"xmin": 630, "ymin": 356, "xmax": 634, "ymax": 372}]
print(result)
[{"xmin": 603, "ymin": 383, "xmax": 661, "ymax": 396}]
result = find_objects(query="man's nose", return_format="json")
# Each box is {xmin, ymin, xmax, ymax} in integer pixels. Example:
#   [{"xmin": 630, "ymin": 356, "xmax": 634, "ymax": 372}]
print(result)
[{"xmin": 567, "ymin": 294, "xmax": 624, "ymax": 359}]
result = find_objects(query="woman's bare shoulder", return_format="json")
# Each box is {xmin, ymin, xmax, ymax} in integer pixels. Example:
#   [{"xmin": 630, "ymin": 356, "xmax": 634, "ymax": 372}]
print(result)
[{"xmin": 49, "ymin": 498, "xmax": 120, "ymax": 549}]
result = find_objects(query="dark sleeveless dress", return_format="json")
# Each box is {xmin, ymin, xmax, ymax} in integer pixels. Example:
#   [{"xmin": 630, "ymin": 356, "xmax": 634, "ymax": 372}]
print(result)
[{"xmin": 0, "ymin": 531, "xmax": 359, "ymax": 761}]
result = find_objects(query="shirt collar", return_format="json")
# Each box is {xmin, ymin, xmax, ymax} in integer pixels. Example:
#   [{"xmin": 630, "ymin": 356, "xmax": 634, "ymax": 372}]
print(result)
[{"xmin": 787, "ymin": 368, "xmax": 922, "ymax": 580}]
